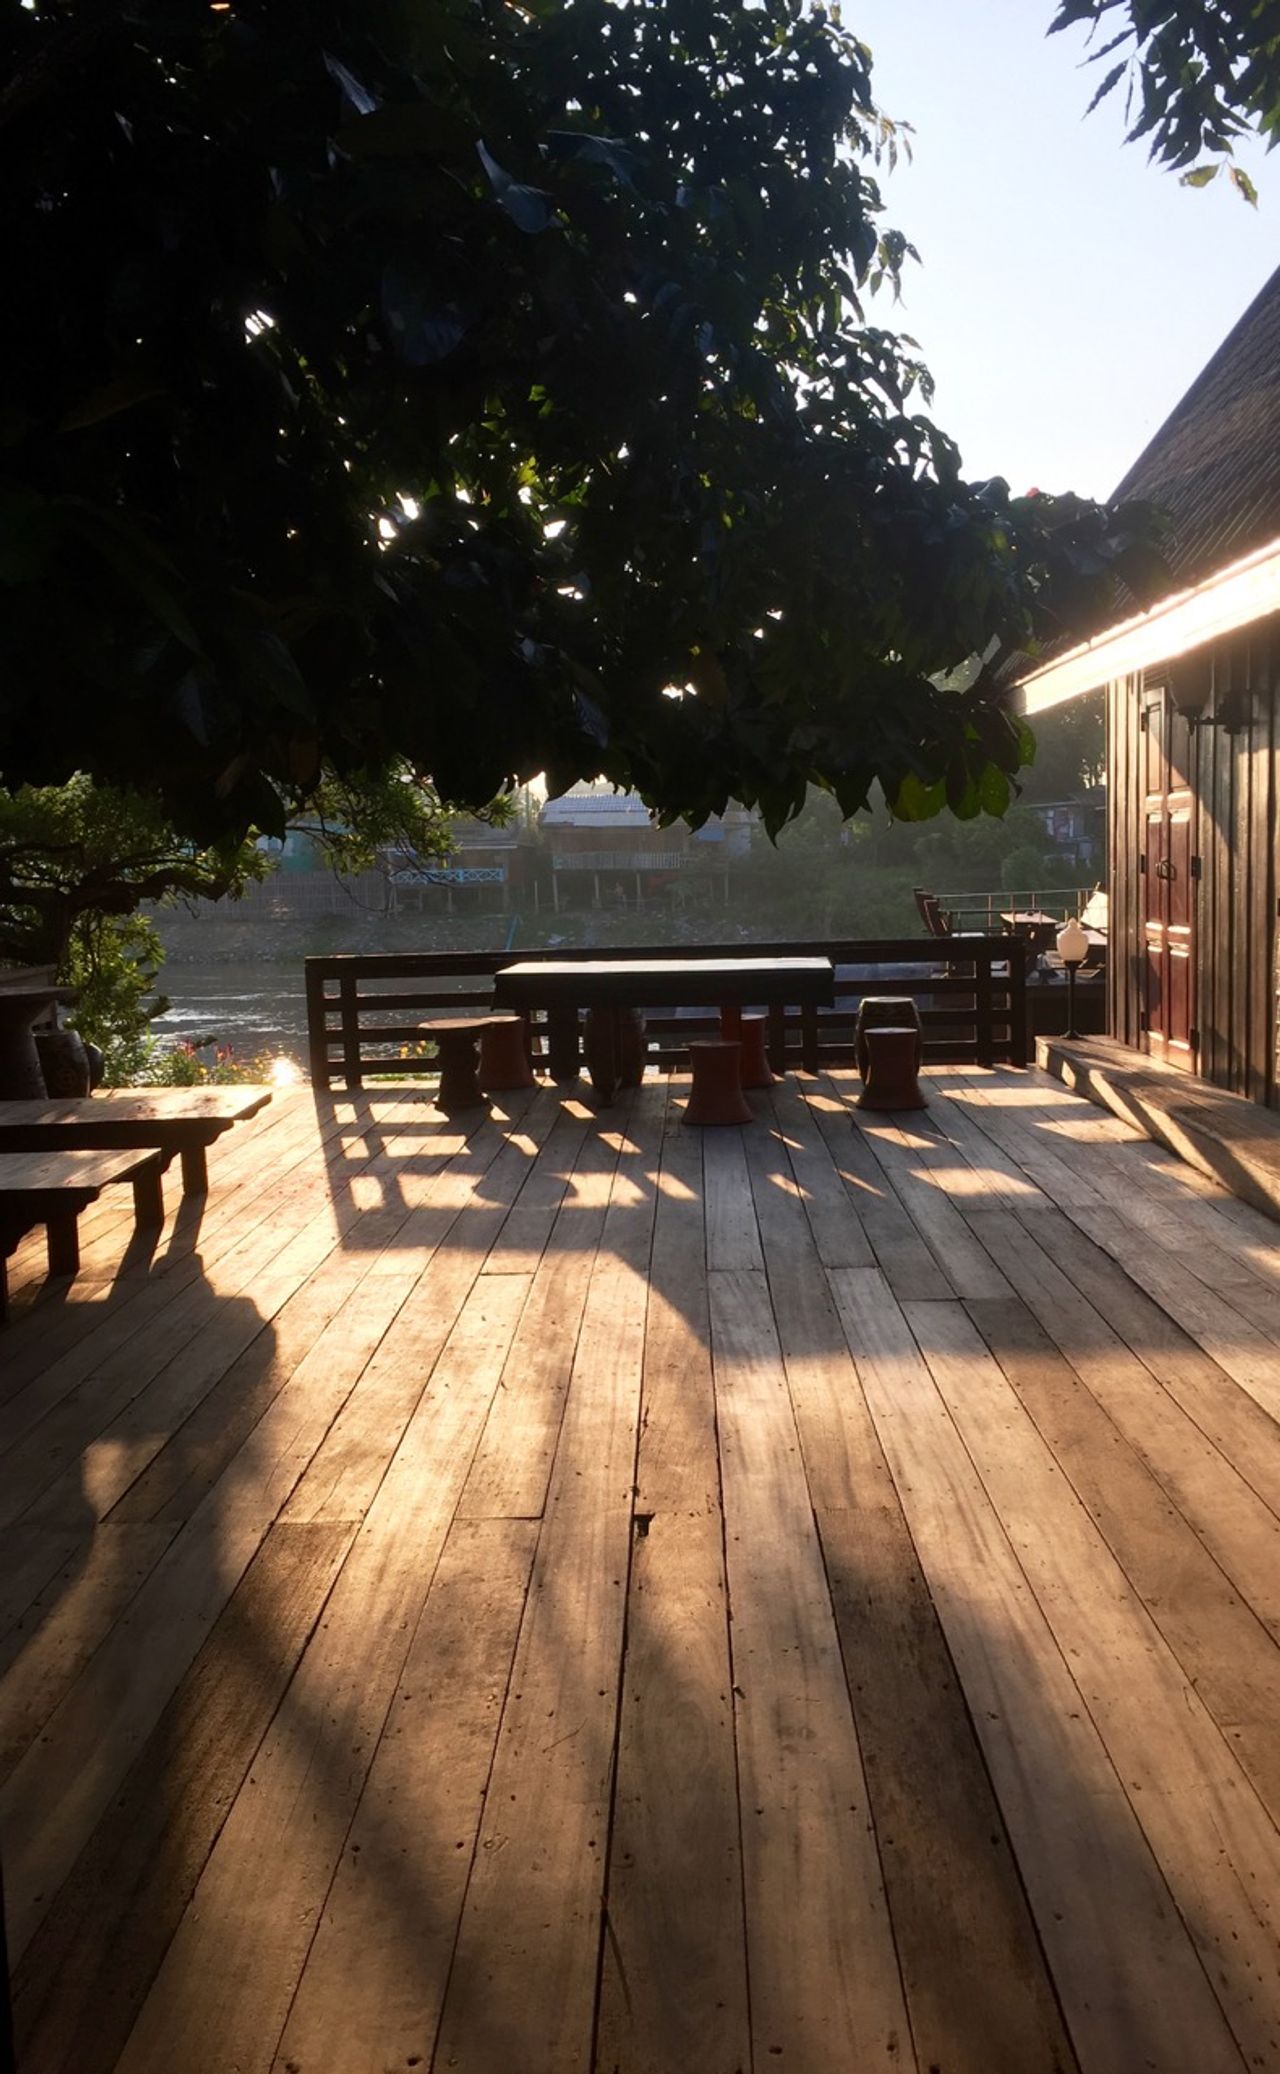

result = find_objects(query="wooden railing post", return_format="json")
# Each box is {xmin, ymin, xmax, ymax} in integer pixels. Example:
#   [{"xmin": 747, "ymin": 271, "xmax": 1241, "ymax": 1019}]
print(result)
[
  {"xmin": 975, "ymin": 947, "xmax": 995, "ymax": 1067},
  {"xmin": 800, "ymin": 1001, "xmax": 819, "ymax": 1073},
  {"xmin": 768, "ymin": 1002, "xmax": 787, "ymax": 1074},
  {"xmin": 1008, "ymin": 940, "xmax": 1029, "ymax": 1067},
  {"xmin": 339, "ymin": 971, "xmax": 363, "ymax": 1089},
  {"xmin": 304, "ymin": 961, "xmax": 332, "ymax": 1090}
]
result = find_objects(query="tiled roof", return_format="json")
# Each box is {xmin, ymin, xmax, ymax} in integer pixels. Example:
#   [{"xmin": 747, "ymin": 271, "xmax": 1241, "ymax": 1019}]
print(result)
[{"xmin": 1111, "ymin": 261, "xmax": 1280, "ymax": 589}]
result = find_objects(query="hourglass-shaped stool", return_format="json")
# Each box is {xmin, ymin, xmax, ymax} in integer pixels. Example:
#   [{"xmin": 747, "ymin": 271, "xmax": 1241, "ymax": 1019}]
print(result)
[
  {"xmin": 477, "ymin": 1013, "xmax": 536, "ymax": 1091},
  {"xmin": 683, "ymin": 1039, "xmax": 754, "ymax": 1126}
]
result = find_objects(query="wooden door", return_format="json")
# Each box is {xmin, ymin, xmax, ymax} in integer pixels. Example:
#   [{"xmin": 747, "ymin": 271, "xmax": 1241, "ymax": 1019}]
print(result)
[{"xmin": 1141, "ymin": 684, "xmax": 1196, "ymax": 1070}]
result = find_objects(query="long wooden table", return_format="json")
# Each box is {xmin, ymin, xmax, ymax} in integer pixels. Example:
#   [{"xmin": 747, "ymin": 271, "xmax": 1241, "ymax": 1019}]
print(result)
[
  {"xmin": 492, "ymin": 956, "xmax": 835, "ymax": 1102},
  {"xmin": 0, "ymin": 1087, "xmax": 272, "ymax": 1195}
]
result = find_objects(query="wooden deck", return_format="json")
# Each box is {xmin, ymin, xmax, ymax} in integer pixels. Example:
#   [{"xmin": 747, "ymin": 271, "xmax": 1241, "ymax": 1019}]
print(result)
[{"xmin": 5, "ymin": 1064, "xmax": 1280, "ymax": 2073}]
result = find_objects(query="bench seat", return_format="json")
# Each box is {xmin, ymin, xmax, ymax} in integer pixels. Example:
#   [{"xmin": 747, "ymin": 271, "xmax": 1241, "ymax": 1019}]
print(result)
[
  {"xmin": 0, "ymin": 1146, "xmax": 166, "ymax": 1321},
  {"xmin": 0, "ymin": 1087, "xmax": 271, "ymax": 1195}
]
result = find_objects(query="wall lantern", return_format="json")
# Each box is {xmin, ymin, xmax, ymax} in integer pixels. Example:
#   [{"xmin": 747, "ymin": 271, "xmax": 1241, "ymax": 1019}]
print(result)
[{"xmin": 1168, "ymin": 654, "xmax": 1249, "ymax": 732}]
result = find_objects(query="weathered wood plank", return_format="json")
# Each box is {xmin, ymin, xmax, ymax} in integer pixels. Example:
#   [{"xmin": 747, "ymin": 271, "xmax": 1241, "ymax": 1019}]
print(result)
[
  {"xmin": 850, "ymin": 1108, "xmax": 1015, "ymax": 1299},
  {"xmin": 271, "ymin": 1518, "xmax": 538, "ymax": 2074},
  {"xmin": 459, "ymin": 1109, "xmax": 628, "ymax": 1522},
  {"xmin": 828, "ymin": 1267, "xmax": 1244, "ymax": 2074},
  {"xmin": 431, "ymin": 1084, "xmax": 664, "ymax": 2074},
  {"xmin": 709, "ymin": 1266, "xmax": 913, "ymax": 2073},
  {"xmin": 703, "ymin": 1123, "xmax": 763, "ymax": 1272},
  {"xmin": 969, "ymin": 1294, "xmax": 1280, "ymax": 1819},
  {"xmin": 744, "ymin": 1119, "xmax": 1079, "ymax": 2074},
  {"xmin": 0, "ymin": 1522, "xmax": 178, "ymax": 1783},
  {"xmin": 909, "ymin": 1297, "xmax": 1280, "ymax": 2072},
  {"xmin": 597, "ymin": 1096, "xmax": 750, "ymax": 2074},
  {"xmin": 769, "ymin": 1075, "xmax": 874, "ymax": 1268},
  {"xmin": 804, "ymin": 1074, "xmax": 953, "ymax": 1297},
  {"xmin": 960, "ymin": 1206, "xmax": 1280, "ymax": 1624},
  {"xmin": 112, "ymin": 1271, "xmax": 533, "ymax": 2074},
  {"xmin": 11, "ymin": 1521, "xmax": 352, "ymax": 2074}
]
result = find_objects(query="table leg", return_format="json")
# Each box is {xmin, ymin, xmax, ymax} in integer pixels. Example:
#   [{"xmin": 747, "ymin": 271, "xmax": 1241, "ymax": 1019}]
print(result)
[
  {"xmin": 47, "ymin": 1209, "xmax": 80, "ymax": 1278},
  {"xmin": 583, "ymin": 1005, "xmax": 620, "ymax": 1105},
  {"xmin": 133, "ymin": 1164, "xmax": 166, "ymax": 1227},
  {"xmin": 547, "ymin": 1004, "xmax": 581, "ymax": 1083},
  {"xmin": 180, "ymin": 1142, "xmax": 210, "ymax": 1195}
]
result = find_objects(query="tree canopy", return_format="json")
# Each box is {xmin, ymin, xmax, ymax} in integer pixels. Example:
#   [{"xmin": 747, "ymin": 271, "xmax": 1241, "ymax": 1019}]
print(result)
[
  {"xmin": 1053, "ymin": 0, "xmax": 1280, "ymax": 196},
  {"xmin": 2, "ymin": 0, "xmax": 1167, "ymax": 844}
]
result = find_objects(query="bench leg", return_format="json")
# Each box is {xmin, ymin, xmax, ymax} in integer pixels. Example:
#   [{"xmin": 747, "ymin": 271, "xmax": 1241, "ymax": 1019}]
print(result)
[
  {"xmin": 179, "ymin": 1143, "xmax": 209, "ymax": 1195},
  {"xmin": 133, "ymin": 1165, "xmax": 166, "ymax": 1227},
  {"xmin": 47, "ymin": 1210, "xmax": 80, "ymax": 1279}
]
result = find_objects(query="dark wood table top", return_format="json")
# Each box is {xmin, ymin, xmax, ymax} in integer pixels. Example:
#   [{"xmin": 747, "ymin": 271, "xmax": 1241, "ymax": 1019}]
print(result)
[
  {"xmin": 0, "ymin": 1089, "xmax": 272, "ymax": 1153},
  {"xmin": 494, "ymin": 956, "xmax": 834, "ymax": 1008}
]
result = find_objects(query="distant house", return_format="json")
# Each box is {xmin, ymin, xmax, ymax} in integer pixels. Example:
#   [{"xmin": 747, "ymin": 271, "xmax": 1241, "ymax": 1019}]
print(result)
[
  {"xmin": 386, "ymin": 814, "xmax": 530, "ymax": 915},
  {"xmin": 1015, "ymin": 262, "xmax": 1280, "ymax": 1104},
  {"xmin": 538, "ymin": 784, "xmax": 754, "ymax": 911},
  {"xmin": 1027, "ymin": 794, "xmax": 1105, "ymax": 869}
]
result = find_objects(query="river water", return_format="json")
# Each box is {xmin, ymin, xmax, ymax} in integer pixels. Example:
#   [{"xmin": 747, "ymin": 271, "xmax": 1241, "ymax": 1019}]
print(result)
[
  {"xmin": 151, "ymin": 960, "xmax": 478, "ymax": 1067},
  {"xmin": 150, "ymin": 962, "xmax": 311, "ymax": 1064}
]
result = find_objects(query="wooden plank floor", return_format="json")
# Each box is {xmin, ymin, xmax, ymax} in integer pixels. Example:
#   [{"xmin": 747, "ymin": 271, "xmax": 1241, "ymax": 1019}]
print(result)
[{"xmin": 6, "ymin": 1066, "xmax": 1280, "ymax": 2071}]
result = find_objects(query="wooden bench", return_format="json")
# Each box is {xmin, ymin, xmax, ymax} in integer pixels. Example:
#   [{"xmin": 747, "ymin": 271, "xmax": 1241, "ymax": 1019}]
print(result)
[
  {"xmin": 0, "ymin": 1146, "xmax": 165, "ymax": 1322},
  {"xmin": 0, "ymin": 1087, "xmax": 271, "ymax": 1195}
]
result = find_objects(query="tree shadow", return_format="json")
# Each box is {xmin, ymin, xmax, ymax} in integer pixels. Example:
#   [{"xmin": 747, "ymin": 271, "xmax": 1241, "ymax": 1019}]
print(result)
[{"xmin": 2, "ymin": 1072, "xmax": 1272, "ymax": 2073}]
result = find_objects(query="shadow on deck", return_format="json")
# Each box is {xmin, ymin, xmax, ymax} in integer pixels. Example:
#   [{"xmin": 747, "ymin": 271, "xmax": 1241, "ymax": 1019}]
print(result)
[{"xmin": 3, "ymin": 1067, "xmax": 1280, "ymax": 2072}]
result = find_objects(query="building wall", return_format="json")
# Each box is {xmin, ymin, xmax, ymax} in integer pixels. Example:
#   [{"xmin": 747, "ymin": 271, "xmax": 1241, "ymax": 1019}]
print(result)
[{"xmin": 1107, "ymin": 618, "xmax": 1280, "ymax": 1103}]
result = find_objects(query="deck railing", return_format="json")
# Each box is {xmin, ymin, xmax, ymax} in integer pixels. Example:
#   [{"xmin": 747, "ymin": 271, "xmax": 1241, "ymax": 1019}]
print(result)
[
  {"xmin": 304, "ymin": 937, "xmax": 1027, "ymax": 1090},
  {"xmin": 936, "ymin": 885, "xmax": 1096, "ymax": 930}
]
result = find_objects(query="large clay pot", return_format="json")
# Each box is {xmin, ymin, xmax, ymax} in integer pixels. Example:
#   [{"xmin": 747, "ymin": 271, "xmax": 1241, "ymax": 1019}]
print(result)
[{"xmin": 34, "ymin": 1028, "xmax": 92, "ymax": 1097}]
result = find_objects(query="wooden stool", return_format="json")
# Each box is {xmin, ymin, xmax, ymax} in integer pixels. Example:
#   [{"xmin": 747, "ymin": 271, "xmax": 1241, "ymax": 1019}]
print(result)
[
  {"xmin": 857, "ymin": 1026, "xmax": 927, "ymax": 1111},
  {"xmin": 421, "ymin": 1017, "xmax": 490, "ymax": 1114},
  {"xmin": 477, "ymin": 1013, "xmax": 536, "ymax": 1092},
  {"xmin": 683, "ymin": 1039, "xmax": 753, "ymax": 1127},
  {"xmin": 736, "ymin": 1011, "xmax": 777, "ymax": 1089},
  {"xmin": 855, "ymin": 996, "xmax": 922, "ymax": 1080}
]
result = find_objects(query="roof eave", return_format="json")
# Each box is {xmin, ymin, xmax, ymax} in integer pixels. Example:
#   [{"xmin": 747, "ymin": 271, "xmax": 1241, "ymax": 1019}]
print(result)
[{"xmin": 1015, "ymin": 532, "xmax": 1280, "ymax": 715}]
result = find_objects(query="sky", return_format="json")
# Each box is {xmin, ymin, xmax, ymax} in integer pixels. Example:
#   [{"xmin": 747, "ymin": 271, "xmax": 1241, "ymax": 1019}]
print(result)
[{"xmin": 850, "ymin": 0, "xmax": 1277, "ymax": 500}]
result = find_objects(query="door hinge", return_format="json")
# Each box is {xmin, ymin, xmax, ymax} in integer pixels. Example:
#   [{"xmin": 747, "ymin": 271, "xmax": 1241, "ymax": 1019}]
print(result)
[
  {"xmin": 1190, "ymin": 1026, "xmax": 1200, "ymax": 1051},
  {"xmin": 1139, "ymin": 706, "xmax": 1150, "ymax": 732},
  {"xmin": 1139, "ymin": 1009, "xmax": 1149, "ymax": 1032},
  {"xmin": 1190, "ymin": 854, "xmax": 1203, "ymax": 881},
  {"xmin": 1139, "ymin": 851, "xmax": 1147, "ymax": 874}
]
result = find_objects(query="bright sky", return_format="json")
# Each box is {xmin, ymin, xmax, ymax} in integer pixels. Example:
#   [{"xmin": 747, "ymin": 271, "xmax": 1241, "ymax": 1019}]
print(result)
[{"xmin": 852, "ymin": 0, "xmax": 1276, "ymax": 500}]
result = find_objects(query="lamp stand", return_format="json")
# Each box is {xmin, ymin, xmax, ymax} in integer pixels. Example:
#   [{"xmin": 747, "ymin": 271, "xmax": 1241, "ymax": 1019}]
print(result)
[{"xmin": 1064, "ymin": 957, "xmax": 1083, "ymax": 1042}]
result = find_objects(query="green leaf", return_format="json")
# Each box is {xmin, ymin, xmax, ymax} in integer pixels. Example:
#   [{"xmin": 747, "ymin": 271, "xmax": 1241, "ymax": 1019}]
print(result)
[
  {"xmin": 978, "ymin": 764, "xmax": 1011, "ymax": 816},
  {"xmin": 1229, "ymin": 163, "xmax": 1259, "ymax": 205},
  {"xmin": 477, "ymin": 141, "xmax": 555, "ymax": 234},
  {"xmin": 892, "ymin": 772, "xmax": 946, "ymax": 822}
]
